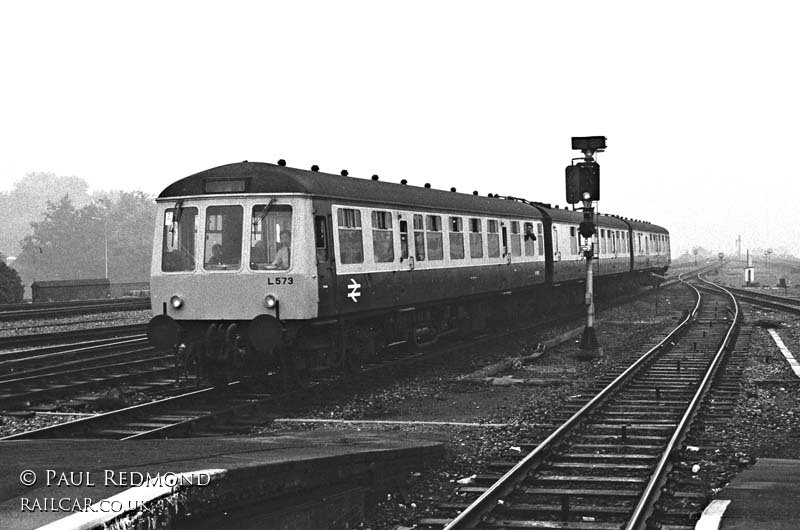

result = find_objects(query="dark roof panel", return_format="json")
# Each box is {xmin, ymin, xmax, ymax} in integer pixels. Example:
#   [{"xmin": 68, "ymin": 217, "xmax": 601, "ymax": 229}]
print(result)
[
  {"xmin": 158, "ymin": 162, "xmax": 669, "ymax": 234},
  {"xmin": 159, "ymin": 162, "xmax": 547, "ymax": 219}
]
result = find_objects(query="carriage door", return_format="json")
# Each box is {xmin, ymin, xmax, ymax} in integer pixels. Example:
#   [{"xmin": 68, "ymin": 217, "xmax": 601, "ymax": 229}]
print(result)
[
  {"xmin": 315, "ymin": 215, "xmax": 337, "ymax": 314},
  {"xmin": 399, "ymin": 219, "xmax": 411, "ymax": 267}
]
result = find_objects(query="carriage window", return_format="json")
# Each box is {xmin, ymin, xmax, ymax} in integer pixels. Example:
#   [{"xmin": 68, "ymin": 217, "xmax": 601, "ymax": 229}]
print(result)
[
  {"xmin": 469, "ymin": 218, "xmax": 483, "ymax": 258},
  {"xmin": 553, "ymin": 226, "xmax": 559, "ymax": 254},
  {"xmin": 570, "ymin": 226, "xmax": 578, "ymax": 255},
  {"xmin": 337, "ymin": 208, "xmax": 364, "ymax": 264},
  {"xmin": 413, "ymin": 214, "xmax": 425, "ymax": 261},
  {"xmin": 449, "ymin": 217, "xmax": 465, "ymax": 260},
  {"xmin": 162, "ymin": 207, "xmax": 198, "ymax": 272},
  {"xmin": 523, "ymin": 222, "xmax": 535, "ymax": 256},
  {"xmin": 487, "ymin": 219, "xmax": 500, "ymax": 258},
  {"xmin": 400, "ymin": 220, "xmax": 409, "ymax": 260},
  {"xmin": 371, "ymin": 210, "xmax": 394, "ymax": 263},
  {"xmin": 509, "ymin": 221, "xmax": 521, "ymax": 257},
  {"xmin": 537, "ymin": 223, "xmax": 544, "ymax": 255},
  {"xmin": 250, "ymin": 205, "xmax": 293, "ymax": 270},
  {"xmin": 204, "ymin": 205, "xmax": 243, "ymax": 270},
  {"xmin": 600, "ymin": 229, "xmax": 606, "ymax": 255},
  {"xmin": 426, "ymin": 215, "xmax": 443, "ymax": 261}
]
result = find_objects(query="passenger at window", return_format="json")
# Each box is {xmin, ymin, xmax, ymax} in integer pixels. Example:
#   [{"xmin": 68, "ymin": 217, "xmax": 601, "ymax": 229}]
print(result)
[
  {"xmin": 271, "ymin": 230, "xmax": 292, "ymax": 269},
  {"xmin": 524, "ymin": 227, "xmax": 537, "ymax": 241},
  {"xmin": 208, "ymin": 244, "xmax": 224, "ymax": 265}
]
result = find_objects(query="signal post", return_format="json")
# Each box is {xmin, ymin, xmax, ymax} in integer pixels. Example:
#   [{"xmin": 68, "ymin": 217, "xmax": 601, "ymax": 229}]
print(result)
[{"xmin": 565, "ymin": 136, "xmax": 605, "ymax": 358}]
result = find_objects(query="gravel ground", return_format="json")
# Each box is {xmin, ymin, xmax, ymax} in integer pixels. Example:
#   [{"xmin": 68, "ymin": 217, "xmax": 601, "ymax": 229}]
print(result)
[
  {"xmin": 715, "ymin": 306, "xmax": 800, "ymax": 459},
  {"xmin": 255, "ymin": 285, "xmax": 697, "ymax": 529},
  {"xmin": 0, "ymin": 309, "xmax": 150, "ymax": 336},
  {"xmin": 253, "ymin": 288, "xmax": 800, "ymax": 530}
]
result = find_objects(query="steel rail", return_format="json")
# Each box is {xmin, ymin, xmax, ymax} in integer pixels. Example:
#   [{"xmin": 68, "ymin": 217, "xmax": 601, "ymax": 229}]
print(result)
[
  {"xmin": 441, "ymin": 273, "xmax": 702, "ymax": 530},
  {"xmin": 0, "ymin": 324, "xmax": 147, "ymax": 349},
  {"xmin": 0, "ymin": 298, "xmax": 150, "ymax": 321},
  {"xmin": 0, "ymin": 384, "xmax": 229, "ymax": 440},
  {"xmin": 624, "ymin": 273, "xmax": 739, "ymax": 530},
  {"xmin": 0, "ymin": 337, "xmax": 149, "ymax": 369}
]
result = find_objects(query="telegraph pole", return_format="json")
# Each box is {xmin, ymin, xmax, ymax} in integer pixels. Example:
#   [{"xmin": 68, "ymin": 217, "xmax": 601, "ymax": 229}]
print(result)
[{"xmin": 565, "ymin": 136, "xmax": 605, "ymax": 357}]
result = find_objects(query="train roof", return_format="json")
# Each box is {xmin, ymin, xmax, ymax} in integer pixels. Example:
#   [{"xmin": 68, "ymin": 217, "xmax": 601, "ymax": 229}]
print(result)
[
  {"xmin": 534, "ymin": 206, "xmax": 667, "ymax": 233},
  {"xmin": 624, "ymin": 218, "xmax": 669, "ymax": 234},
  {"xmin": 158, "ymin": 161, "xmax": 669, "ymax": 233},
  {"xmin": 159, "ymin": 161, "xmax": 549, "ymax": 219}
]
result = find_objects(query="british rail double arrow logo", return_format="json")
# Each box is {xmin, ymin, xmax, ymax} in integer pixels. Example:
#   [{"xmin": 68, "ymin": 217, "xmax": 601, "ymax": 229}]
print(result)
[{"xmin": 347, "ymin": 278, "xmax": 362, "ymax": 302}]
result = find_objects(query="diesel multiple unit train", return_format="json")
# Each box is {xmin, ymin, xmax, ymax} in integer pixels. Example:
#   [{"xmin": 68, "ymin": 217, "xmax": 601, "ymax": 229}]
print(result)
[{"xmin": 147, "ymin": 161, "xmax": 670, "ymax": 382}]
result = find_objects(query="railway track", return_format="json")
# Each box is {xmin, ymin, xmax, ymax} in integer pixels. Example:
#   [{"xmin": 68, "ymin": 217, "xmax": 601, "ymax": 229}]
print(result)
[
  {"xmin": 0, "ymin": 323, "xmax": 146, "ymax": 349},
  {"xmin": 0, "ymin": 329, "xmax": 179, "ymax": 410},
  {"xmin": 714, "ymin": 283, "xmax": 800, "ymax": 314},
  {"xmin": 415, "ymin": 273, "xmax": 739, "ymax": 530},
  {"xmin": 0, "ymin": 280, "xmax": 695, "ymax": 441},
  {"xmin": 0, "ymin": 297, "xmax": 150, "ymax": 321}
]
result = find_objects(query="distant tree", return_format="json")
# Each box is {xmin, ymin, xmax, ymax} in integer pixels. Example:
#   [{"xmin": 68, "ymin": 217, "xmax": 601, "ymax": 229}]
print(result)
[
  {"xmin": 0, "ymin": 172, "xmax": 91, "ymax": 259},
  {"xmin": 0, "ymin": 259, "xmax": 24, "ymax": 303},
  {"xmin": 14, "ymin": 191, "xmax": 156, "ymax": 287},
  {"xmin": 95, "ymin": 190, "xmax": 157, "ymax": 282}
]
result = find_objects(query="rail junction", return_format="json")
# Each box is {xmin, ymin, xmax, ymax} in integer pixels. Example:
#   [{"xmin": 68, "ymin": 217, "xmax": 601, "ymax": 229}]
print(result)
[{"xmin": 417, "ymin": 273, "xmax": 740, "ymax": 530}]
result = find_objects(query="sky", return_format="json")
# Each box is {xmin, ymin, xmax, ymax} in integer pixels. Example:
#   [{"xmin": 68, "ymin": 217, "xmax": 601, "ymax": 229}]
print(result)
[{"xmin": 2, "ymin": 1, "xmax": 799, "ymax": 257}]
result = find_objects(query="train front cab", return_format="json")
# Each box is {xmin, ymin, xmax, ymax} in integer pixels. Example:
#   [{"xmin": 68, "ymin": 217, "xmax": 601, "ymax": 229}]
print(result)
[{"xmin": 147, "ymin": 194, "xmax": 319, "ymax": 359}]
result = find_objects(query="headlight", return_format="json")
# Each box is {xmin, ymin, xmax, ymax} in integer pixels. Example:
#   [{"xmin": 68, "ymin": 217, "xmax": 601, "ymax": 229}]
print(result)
[
  {"xmin": 582, "ymin": 191, "xmax": 591, "ymax": 201},
  {"xmin": 264, "ymin": 294, "xmax": 278, "ymax": 309},
  {"xmin": 170, "ymin": 295, "xmax": 183, "ymax": 309}
]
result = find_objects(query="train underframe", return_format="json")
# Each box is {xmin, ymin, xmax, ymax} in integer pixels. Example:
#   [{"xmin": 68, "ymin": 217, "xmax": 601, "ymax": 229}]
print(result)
[{"xmin": 168, "ymin": 268, "xmax": 665, "ymax": 387}]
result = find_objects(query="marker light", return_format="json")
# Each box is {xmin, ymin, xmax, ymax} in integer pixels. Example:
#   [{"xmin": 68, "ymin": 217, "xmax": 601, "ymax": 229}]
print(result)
[
  {"xmin": 582, "ymin": 191, "xmax": 591, "ymax": 200},
  {"xmin": 170, "ymin": 295, "xmax": 183, "ymax": 309},
  {"xmin": 264, "ymin": 294, "xmax": 278, "ymax": 309}
]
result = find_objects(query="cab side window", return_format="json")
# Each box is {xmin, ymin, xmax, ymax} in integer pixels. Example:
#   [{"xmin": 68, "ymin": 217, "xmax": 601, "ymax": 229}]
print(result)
[{"xmin": 314, "ymin": 216, "xmax": 328, "ymax": 262}]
